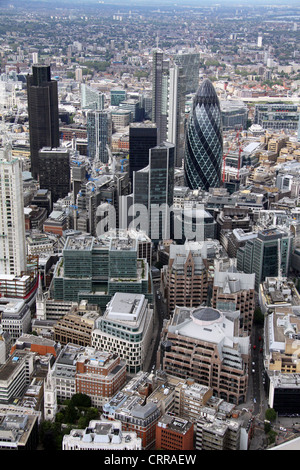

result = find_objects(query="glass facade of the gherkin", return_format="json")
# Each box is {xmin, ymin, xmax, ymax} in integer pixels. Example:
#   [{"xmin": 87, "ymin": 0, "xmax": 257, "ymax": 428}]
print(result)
[{"xmin": 184, "ymin": 79, "xmax": 223, "ymax": 190}]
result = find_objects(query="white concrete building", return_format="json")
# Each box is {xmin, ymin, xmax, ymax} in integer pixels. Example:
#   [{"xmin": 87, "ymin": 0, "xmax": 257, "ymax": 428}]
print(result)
[
  {"xmin": 0, "ymin": 144, "xmax": 26, "ymax": 276},
  {"xmin": 92, "ymin": 292, "xmax": 154, "ymax": 374},
  {"xmin": 0, "ymin": 298, "xmax": 31, "ymax": 341},
  {"xmin": 62, "ymin": 419, "xmax": 142, "ymax": 450}
]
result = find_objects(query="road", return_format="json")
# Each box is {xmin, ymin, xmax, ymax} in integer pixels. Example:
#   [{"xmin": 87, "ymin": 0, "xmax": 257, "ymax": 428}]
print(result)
[
  {"xmin": 250, "ymin": 324, "xmax": 266, "ymax": 418},
  {"xmin": 144, "ymin": 279, "xmax": 167, "ymax": 373}
]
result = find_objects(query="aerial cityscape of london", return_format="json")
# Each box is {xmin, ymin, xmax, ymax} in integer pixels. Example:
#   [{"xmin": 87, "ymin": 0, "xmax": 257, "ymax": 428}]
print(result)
[{"xmin": 0, "ymin": 0, "xmax": 300, "ymax": 455}]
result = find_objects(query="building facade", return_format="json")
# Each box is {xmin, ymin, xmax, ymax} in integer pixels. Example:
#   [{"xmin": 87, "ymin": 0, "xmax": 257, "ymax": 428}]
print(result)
[
  {"xmin": 0, "ymin": 145, "xmax": 26, "ymax": 276},
  {"xmin": 156, "ymin": 414, "xmax": 194, "ymax": 450},
  {"xmin": 254, "ymin": 103, "xmax": 299, "ymax": 131},
  {"xmin": 162, "ymin": 242, "xmax": 209, "ymax": 314},
  {"xmin": 38, "ymin": 147, "xmax": 70, "ymax": 204},
  {"xmin": 62, "ymin": 420, "xmax": 142, "ymax": 450},
  {"xmin": 173, "ymin": 52, "xmax": 200, "ymax": 94},
  {"xmin": 52, "ymin": 234, "xmax": 153, "ymax": 312},
  {"xmin": 211, "ymin": 270, "xmax": 256, "ymax": 334},
  {"xmin": 128, "ymin": 122, "xmax": 157, "ymax": 183},
  {"xmin": 237, "ymin": 228, "xmax": 293, "ymax": 290},
  {"xmin": 133, "ymin": 142, "xmax": 175, "ymax": 242},
  {"xmin": 152, "ymin": 50, "xmax": 169, "ymax": 145},
  {"xmin": 87, "ymin": 110, "xmax": 112, "ymax": 163},
  {"xmin": 81, "ymin": 83, "xmax": 105, "ymax": 110},
  {"xmin": 184, "ymin": 79, "xmax": 223, "ymax": 190},
  {"xmin": 52, "ymin": 344, "xmax": 126, "ymax": 407},
  {"xmin": 26, "ymin": 65, "xmax": 59, "ymax": 179},
  {"xmin": 91, "ymin": 293, "xmax": 153, "ymax": 374},
  {"xmin": 0, "ymin": 299, "xmax": 31, "ymax": 341},
  {"xmin": 159, "ymin": 306, "xmax": 250, "ymax": 405},
  {"xmin": 167, "ymin": 64, "xmax": 186, "ymax": 167}
]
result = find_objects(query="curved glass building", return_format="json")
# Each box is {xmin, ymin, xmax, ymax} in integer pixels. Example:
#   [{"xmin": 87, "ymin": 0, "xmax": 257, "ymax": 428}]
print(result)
[{"xmin": 184, "ymin": 79, "xmax": 223, "ymax": 190}]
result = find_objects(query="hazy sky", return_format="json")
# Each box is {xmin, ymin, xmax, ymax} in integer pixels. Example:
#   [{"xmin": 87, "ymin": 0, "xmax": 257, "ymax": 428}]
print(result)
[{"xmin": 13, "ymin": 0, "xmax": 300, "ymax": 4}]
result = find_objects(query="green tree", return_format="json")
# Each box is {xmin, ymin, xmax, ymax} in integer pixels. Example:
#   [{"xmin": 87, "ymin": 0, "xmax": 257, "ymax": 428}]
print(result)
[
  {"xmin": 64, "ymin": 402, "xmax": 78, "ymax": 424},
  {"xmin": 265, "ymin": 408, "xmax": 277, "ymax": 422},
  {"xmin": 267, "ymin": 429, "xmax": 277, "ymax": 445},
  {"xmin": 71, "ymin": 393, "xmax": 92, "ymax": 408}
]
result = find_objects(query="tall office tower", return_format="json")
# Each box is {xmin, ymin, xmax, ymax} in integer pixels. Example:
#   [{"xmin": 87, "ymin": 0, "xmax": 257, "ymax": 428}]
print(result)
[
  {"xmin": 167, "ymin": 64, "xmax": 186, "ymax": 167},
  {"xmin": 0, "ymin": 144, "xmax": 26, "ymax": 276},
  {"xmin": 70, "ymin": 159, "xmax": 87, "ymax": 204},
  {"xmin": 152, "ymin": 50, "xmax": 169, "ymax": 145},
  {"xmin": 211, "ymin": 270, "xmax": 255, "ymax": 334},
  {"xmin": 257, "ymin": 35, "xmax": 263, "ymax": 48},
  {"xmin": 26, "ymin": 65, "xmax": 59, "ymax": 180},
  {"xmin": 173, "ymin": 52, "xmax": 200, "ymax": 94},
  {"xmin": 87, "ymin": 110, "xmax": 112, "ymax": 163},
  {"xmin": 162, "ymin": 242, "xmax": 209, "ymax": 314},
  {"xmin": 133, "ymin": 142, "xmax": 175, "ymax": 242},
  {"xmin": 110, "ymin": 89, "xmax": 127, "ymax": 106},
  {"xmin": 128, "ymin": 122, "xmax": 157, "ymax": 183},
  {"xmin": 237, "ymin": 228, "xmax": 293, "ymax": 291},
  {"xmin": 141, "ymin": 93, "xmax": 152, "ymax": 120},
  {"xmin": 38, "ymin": 147, "xmax": 71, "ymax": 204},
  {"xmin": 81, "ymin": 83, "xmax": 104, "ymax": 110},
  {"xmin": 184, "ymin": 79, "xmax": 223, "ymax": 191}
]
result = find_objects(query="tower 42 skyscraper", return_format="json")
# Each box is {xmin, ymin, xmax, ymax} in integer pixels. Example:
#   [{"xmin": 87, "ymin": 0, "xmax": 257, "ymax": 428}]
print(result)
[
  {"xmin": 27, "ymin": 65, "xmax": 59, "ymax": 180},
  {"xmin": 184, "ymin": 79, "xmax": 223, "ymax": 191}
]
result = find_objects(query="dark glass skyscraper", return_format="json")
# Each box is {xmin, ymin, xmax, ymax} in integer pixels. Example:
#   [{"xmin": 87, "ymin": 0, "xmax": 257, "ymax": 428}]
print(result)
[
  {"xmin": 27, "ymin": 65, "xmax": 59, "ymax": 180},
  {"xmin": 87, "ymin": 110, "xmax": 112, "ymax": 163},
  {"xmin": 129, "ymin": 122, "xmax": 157, "ymax": 183},
  {"xmin": 184, "ymin": 79, "xmax": 223, "ymax": 191},
  {"xmin": 38, "ymin": 147, "xmax": 70, "ymax": 204},
  {"xmin": 133, "ymin": 142, "xmax": 175, "ymax": 242}
]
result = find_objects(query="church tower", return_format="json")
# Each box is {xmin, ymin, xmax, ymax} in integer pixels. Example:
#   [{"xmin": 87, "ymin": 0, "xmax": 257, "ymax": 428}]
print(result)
[
  {"xmin": 44, "ymin": 362, "xmax": 57, "ymax": 421},
  {"xmin": 36, "ymin": 273, "xmax": 46, "ymax": 321}
]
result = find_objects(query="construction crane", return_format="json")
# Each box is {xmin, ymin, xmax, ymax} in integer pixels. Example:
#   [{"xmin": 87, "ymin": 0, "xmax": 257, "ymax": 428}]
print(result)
[{"xmin": 222, "ymin": 127, "xmax": 242, "ymax": 184}]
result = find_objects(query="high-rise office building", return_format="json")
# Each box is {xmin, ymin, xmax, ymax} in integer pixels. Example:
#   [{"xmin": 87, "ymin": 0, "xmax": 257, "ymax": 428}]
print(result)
[
  {"xmin": 173, "ymin": 52, "xmax": 200, "ymax": 94},
  {"xmin": 52, "ymin": 234, "xmax": 153, "ymax": 310},
  {"xmin": 184, "ymin": 79, "xmax": 223, "ymax": 191},
  {"xmin": 159, "ymin": 305, "xmax": 249, "ymax": 405},
  {"xmin": 38, "ymin": 147, "xmax": 71, "ymax": 204},
  {"xmin": 162, "ymin": 242, "xmax": 209, "ymax": 314},
  {"xmin": 211, "ymin": 270, "xmax": 255, "ymax": 334},
  {"xmin": 81, "ymin": 83, "xmax": 105, "ymax": 110},
  {"xmin": 87, "ymin": 110, "xmax": 112, "ymax": 163},
  {"xmin": 133, "ymin": 142, "xmax": 175, "ymax": 242},
  {"xmin": 26, "ymin": 65, "xmax": 59, "ymax": 180},
  {"xmin": 128, "ymin": 122, "xmax": 157, "ymax": 183},
  {"xmin": 152, "ymin": 50, "xmax": 169, "ymax": 145},
  {"xmin": 0, "ymin": 144, "xmax": 26, "ymax": 276},
  {"xmin": 110, "ymin": 89, "xmax": 127, "ymax": 107},
  {"xmin": 167, "ymin": 65, "xmax": 186, "ymax": 167},
  {"xmin": 237, "ymin": 228, "xmax": 293, "ymax": 290}
]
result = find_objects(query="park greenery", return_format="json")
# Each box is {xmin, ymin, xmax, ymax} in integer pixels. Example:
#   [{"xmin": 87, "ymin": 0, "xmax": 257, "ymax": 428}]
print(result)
[{"xmin": 39, "ymin": 393, "xmax": 100, "ymax": 450}]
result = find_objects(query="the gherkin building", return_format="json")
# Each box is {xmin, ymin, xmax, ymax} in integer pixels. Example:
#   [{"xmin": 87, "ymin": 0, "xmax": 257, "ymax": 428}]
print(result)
[{"xmin": 184, "ymin": 79, "xmax": 223, "ymax": 190}]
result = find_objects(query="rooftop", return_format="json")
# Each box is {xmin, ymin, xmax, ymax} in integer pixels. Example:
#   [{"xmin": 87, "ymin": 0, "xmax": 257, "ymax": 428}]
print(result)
[
  {"xmin": 158, "ymin": 414, "xmax": 192, "ymax": 434},
  {"xmin": 105, "ymin": 293, "xmax": 145, "ymax": 322}
]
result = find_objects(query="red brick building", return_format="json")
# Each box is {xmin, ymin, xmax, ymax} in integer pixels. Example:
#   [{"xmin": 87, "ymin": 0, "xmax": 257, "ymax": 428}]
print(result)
[
  {"xmin": 75, "ymin": 351, "xmax": 127, "ymax": 408},
  {"xmin": 156, "ymin": 414, "xmax": 194, "ymax": 450}
]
